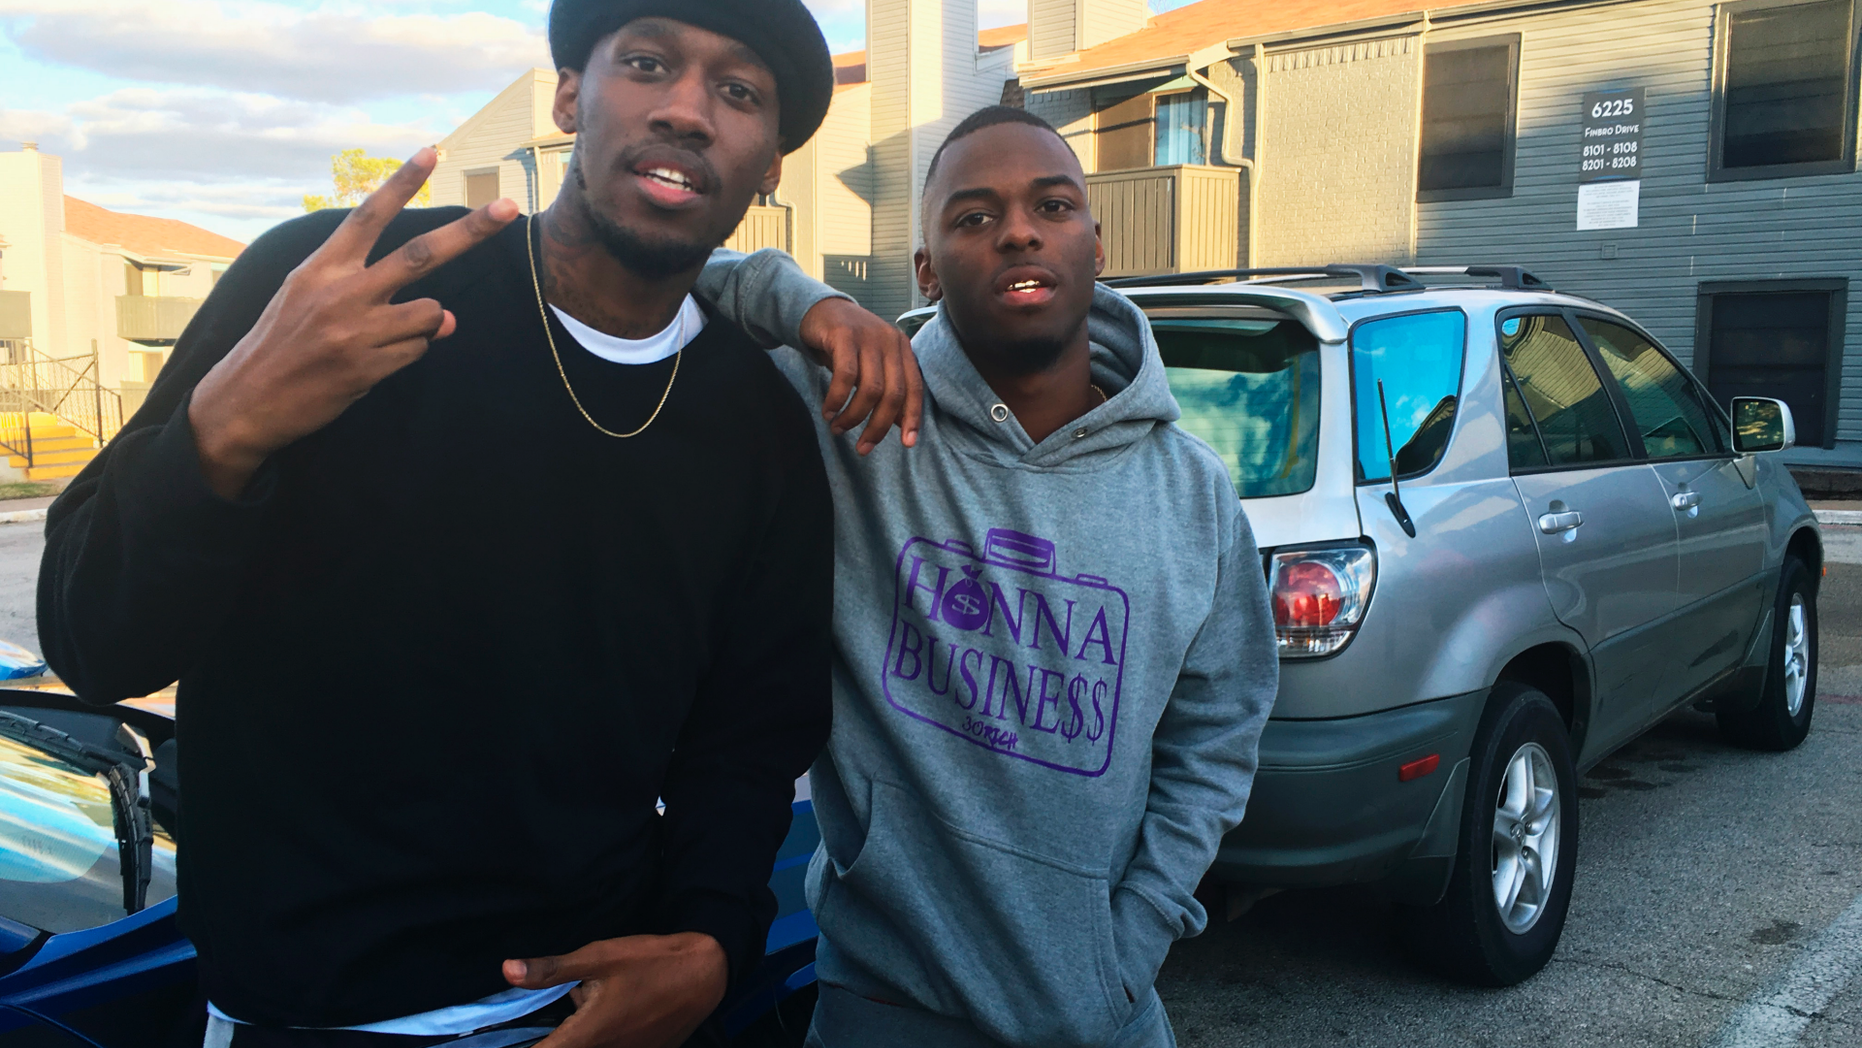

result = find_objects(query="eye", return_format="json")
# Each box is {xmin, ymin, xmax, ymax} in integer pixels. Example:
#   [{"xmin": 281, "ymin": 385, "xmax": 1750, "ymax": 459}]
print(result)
[
  {"xmin": 1038, "ymin": 198, "xmax": 1074, "ymax": 215},
  {"xmin": 623, "ymin": 54, "xmax": 667, "ymax": 76},
  {"xmin": 955, "ymin": 211, "xmax": 992, "ymax": 229},
  {"xmin": 722, "ymin": 81, "xmax": 761, "ymax": 105}
]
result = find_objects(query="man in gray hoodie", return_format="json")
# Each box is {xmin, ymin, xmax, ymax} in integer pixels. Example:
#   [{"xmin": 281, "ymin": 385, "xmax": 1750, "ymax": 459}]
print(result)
[{"xmin": 757, "ymin": 106, "xmax": 1279, "ymax": 1047}]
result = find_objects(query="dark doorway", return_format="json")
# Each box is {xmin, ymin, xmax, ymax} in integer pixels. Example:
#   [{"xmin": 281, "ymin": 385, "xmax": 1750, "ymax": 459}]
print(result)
[{"xmin": 1697, "ymin": 280, "xmax": 1848, "ymax": 449}]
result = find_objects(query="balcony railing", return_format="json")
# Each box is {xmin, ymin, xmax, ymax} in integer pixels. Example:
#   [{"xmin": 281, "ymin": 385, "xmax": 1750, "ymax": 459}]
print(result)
[
  {"xmin": 1086, "ymin": 165, "xmax": 1241, "ymax": 279},
  {"xmin": 723, "ymin": 205, "xmax": 792, "ymax": 255},
  {"xmin": 117, "ymin": 295, "xmax": 205, "ymax": 343}
]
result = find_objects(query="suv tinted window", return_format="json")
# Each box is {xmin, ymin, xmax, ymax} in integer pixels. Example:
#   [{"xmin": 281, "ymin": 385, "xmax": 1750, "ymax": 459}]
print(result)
[
  {"xmin": 1579, "ymin": 317, "xmax": 1723, "ymax": 459},
  {"xmin": 1352, "ymin": 310, "xmax": 1466, "ymax": 482},
  {"xmin": 1502, "ymin": 365, "xmax": 1549, "ymax": 468},
  {"xmin": 1500, "ymin": 313, "xmax": 1628, "ymax": 466},
  {"xmin": 1157, "ymin": 317, "xmax": 1321, "ymax": 498}
]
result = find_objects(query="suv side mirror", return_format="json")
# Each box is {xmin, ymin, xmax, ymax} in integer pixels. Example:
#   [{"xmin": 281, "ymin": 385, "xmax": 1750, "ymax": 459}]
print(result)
[{"xmin": 1731, "ymin": 397, "xmax": 1795, "ymax": 454}]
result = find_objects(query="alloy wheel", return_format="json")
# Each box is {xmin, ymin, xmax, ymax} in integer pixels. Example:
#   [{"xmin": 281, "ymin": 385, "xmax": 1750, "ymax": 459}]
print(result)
[
  {"xmin": 1783, "ymin": 594, "xmax": 1809, "ymax": 718},
  {"xmin": 1490, "ymin": 741, "xmax": 1560, "ymax": 935}
]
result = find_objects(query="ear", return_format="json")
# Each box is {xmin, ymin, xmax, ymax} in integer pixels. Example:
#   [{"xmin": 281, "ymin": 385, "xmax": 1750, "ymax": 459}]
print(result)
[
  {"xmin": 758, "ymin": 150, "xmax": 784, "ymax": 197},
  {"xmin": 914, "ymin": 246, "xmax": 942, "ymax": 303},
  {"xmin": 1092, "ymin": 219, "xmax": 1105, "ymax": 278},
  {"xmin": 553, "ymin": 68, "xmax": 582, "ymax": 135}
]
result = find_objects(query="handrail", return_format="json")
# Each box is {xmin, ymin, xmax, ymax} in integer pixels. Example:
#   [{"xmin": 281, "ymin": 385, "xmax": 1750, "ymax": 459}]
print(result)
[{"xmin": 0, "ymin": 339, "xmax": 123, "ymax": 468}]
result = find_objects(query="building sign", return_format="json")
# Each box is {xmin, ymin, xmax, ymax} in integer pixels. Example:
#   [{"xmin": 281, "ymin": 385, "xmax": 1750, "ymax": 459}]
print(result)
[{"xmin": 1577, "ymin": 88, "xmax": 1643, "ymax": 230}]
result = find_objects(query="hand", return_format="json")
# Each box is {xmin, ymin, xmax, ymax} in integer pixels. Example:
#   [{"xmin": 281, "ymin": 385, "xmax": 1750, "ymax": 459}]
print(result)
[
  {"xmin": 796, "ymin": 297, "xmax": 924, "ymax": 455},
  {"xmin": 188, "ymin": 147, "xmax": 519, "ymax": 498},
  {"xmin": 503, "ymin": 932, "xmax": 728, "ymax": 1048}
]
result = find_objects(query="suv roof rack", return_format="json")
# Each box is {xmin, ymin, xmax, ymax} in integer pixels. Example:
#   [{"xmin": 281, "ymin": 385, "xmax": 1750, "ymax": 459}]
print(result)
[
  {"xmin": 1104, "ymin": 265, "xmax": 1425, "ymax": 294},
  {"xmin": 1403, "ymin": 265, "xmax": 1552, "ymax": 292}
]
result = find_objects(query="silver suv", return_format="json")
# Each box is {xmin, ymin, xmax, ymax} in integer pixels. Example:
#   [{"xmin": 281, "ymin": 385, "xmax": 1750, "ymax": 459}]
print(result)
[{"xmin": 903, "ymin": 264, "xmax": 1820, "ymax": 987}]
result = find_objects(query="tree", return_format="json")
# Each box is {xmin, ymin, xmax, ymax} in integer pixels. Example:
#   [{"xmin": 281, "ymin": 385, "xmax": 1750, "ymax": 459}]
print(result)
[{"xmin": 304, "ymin": 148, "xmax": 432, "ymax": 212}]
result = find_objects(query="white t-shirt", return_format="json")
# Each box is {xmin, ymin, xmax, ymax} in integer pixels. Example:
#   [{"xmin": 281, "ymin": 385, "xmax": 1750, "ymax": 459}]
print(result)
[
  {"xmin": 549, "ymin": 296, "xmax": 707, "ymax": 364},
  {"xmin": 203, "ymin": 295, "xmax": 709, "ymax": 1040}
]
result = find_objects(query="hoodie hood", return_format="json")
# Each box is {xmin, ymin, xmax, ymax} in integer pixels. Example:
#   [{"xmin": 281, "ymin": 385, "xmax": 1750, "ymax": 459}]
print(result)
[{"xmin": 913, "ymin": 283, "xmax": 1182, "ymax": 469}]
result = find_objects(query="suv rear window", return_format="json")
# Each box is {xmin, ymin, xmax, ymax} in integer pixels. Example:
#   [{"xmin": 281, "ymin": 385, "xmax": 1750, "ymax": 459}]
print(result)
[{"xmin": 1155, "ymin": 316, "xmax": 1322, "ymax": 499}]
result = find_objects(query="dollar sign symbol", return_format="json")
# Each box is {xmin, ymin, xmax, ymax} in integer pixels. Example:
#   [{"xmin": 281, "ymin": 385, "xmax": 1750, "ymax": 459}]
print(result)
[{"xmin": 1061, "ymin": 676, "xmax": 1086, "ymax": 741}]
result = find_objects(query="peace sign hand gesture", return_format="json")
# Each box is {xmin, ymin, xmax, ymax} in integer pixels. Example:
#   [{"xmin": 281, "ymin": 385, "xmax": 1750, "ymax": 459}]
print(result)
[{"xmin": 188, "ymin": 148, "xmax": 519, "ymax": 499}]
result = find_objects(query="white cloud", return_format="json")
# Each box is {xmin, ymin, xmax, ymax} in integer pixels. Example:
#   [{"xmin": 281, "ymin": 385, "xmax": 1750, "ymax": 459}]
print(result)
[
  {"xmin": 2, "ymin": 87, "xmax": 430, "ymax": 183},
  {"xmin": 0, "ymin": 1, "xmax": 547, "ymax": 105}
]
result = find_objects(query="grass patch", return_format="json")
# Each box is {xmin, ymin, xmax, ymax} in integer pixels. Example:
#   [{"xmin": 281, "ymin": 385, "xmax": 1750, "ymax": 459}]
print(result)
[{"xmin": 0, "ymin": 481, "xmax": 61, "ymax": 501}]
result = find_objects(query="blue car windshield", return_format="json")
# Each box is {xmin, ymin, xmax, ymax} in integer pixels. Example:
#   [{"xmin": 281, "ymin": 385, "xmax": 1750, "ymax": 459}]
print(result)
[
  {"xmin": 1156, "ymin": 316, "xmax": 1323, "ymax": 499},
  {"xmin": 0, "ymin": 714, "xmax": 177, "ymax": 934}
]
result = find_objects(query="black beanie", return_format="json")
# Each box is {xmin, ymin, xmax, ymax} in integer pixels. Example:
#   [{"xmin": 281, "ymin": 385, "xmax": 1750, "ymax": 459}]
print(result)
[{"xmin": 549, "ymin": 0, "xmax": 835, "ymax": 154}]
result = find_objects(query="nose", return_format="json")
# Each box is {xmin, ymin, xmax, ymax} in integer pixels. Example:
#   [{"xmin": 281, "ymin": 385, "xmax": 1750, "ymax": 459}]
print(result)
[
  {"xmin": 647, "ymin": 68, "xmax": 716, "ymax": 147},
  {"xmin": 996, "ymin": 205, "xmax": 1044, "ymax": 254}
]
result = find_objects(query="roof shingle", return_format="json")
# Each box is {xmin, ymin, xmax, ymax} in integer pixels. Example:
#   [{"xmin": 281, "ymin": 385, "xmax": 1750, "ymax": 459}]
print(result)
[
  {"xmin": 1020, "ymin": 0, "xmax": 1431, "ymax": 84},
  {"xmin": 63, "ymin": 196, "xmax": 245, "ymax": 263}
]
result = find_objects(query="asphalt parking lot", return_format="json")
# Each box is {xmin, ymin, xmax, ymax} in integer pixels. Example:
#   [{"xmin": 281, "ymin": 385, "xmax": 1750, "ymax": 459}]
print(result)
[
  {"xmin": 0, "ymin": 518, "xmax": 1856, "ymax": 1047},
  {"xmin": 1158, "ymin": 557, "xmax": 1862, "ymax": 1048}
]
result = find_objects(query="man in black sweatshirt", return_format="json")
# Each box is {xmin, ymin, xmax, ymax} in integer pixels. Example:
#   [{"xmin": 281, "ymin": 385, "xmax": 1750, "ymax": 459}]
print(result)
[{"xmin": 36, "ymin": 2, "xmax": 919, "ymax": 1045}]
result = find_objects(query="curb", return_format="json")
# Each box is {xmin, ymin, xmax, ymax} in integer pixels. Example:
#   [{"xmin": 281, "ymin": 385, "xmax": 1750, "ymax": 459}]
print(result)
[
  {"xmin": 1816, "ymin": 509, "xmax": 1862, "ymax": 526},
  {"xmin": 0, "ymin": 509, "xmax": 46, "ymax": 525}
]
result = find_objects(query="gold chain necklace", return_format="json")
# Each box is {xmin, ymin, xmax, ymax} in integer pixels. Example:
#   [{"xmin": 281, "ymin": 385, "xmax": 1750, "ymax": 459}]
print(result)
[{"xmin": 525, "ymin": 213, "xmax": 681, "ymax": 438}]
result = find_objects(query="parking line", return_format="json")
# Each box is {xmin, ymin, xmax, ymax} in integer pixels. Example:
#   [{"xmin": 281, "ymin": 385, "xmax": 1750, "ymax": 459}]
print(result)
[{"xmin": 1705, "ymin": 889, "xmax": 1862, "ymax": 1047}]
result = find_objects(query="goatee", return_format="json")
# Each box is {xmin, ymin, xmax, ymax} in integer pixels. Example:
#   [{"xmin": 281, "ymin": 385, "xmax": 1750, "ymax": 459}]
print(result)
[{"xmin": 573, "ymin": 155, "xmax": 716, "ymax": 276}]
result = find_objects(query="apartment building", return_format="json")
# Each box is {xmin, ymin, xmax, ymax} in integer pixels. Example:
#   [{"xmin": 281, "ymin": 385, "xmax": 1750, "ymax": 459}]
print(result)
[
  {"xmin": 0, "ymin": 142, "xmax": 244, "ymax": 425},
  {"xmin": 1019, "ymin": 0, "xmax": 1862, "ymax": 468}
]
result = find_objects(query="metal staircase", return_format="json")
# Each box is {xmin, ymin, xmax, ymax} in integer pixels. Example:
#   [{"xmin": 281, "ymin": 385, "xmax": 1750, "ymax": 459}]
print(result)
[{"xmin": 0, "ymin": 339, "xmax": 124, "ymax": 480}]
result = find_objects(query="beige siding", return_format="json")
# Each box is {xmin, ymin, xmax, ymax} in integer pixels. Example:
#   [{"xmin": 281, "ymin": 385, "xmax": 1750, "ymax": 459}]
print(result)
[
  {"xmin": 866, "ymin": 0, "xmax": 1019, "ymax": 317},
  {"xmin": 801, "ymin": 84, "xmax": 875, "ymax": 299},
  {"xmin": 868, "ymin": 0, "xmax": 915, "ymax": 320},
  {"xmin": 432, "ymin": 70, "xmax": 557, "ymax": 213},
  {"xmin": 723, "ymin": 206, "xmax": 791, "ymax": 254},
  {"xmin": 1029, "ymin": 0, "xmax": 1077, "ymax": 61},
  {"xmin": 1078, "ymin": 0, "xmax": 1150, "ymax": 51},
  {"xmin": 1256, "ymin": 35, "xmax": 1422, "ymax": 267},
  {"xmin": 1089, "ymin": 165, "xmax": 1238, "ymax": 277}
]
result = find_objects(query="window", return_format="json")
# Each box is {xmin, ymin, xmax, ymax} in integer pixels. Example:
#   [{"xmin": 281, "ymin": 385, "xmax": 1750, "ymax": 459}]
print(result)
[
  {"xmin": 1158, "ymin": 316, "xmax": 1322, "ymax": 498},
  {"xmin": 1696, "ymin": 280, "xmax": 1848, "ymax": 448},
  {"xmin": 465, "ymin": 170, "xmax": 501, "ymax": 210},
  {"xmin": 1579, "ymin": 318, "xmax": 1723, "ymax": 459},
  {"xmin": 1713, "ymin": 0, "xmax": 1857, "ymax": 178},
  {"xmin": 1500, "ymin": 313, "xmax": 1629, "ymax": 467},
  {"xmin": 1502, "ymin": 366, "xmax": 1549, "ymax": 468},
  {"xmin": 1417, "ymin": 37, "xmax": 1519, "ymax": 200},
  {"xmin": 1154, "ymin": 91, "xmax": 1208, "ymax": 166},
  {"xmin": 1352, "ymin": 311, "xmax": 1467, "ymax": 482}
]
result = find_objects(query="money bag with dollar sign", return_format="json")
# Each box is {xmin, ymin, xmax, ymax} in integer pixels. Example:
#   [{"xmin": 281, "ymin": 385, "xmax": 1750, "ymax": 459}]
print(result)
[{"xmin": 940, "ymin": 565, "xmax": 991, "ymax": 631}]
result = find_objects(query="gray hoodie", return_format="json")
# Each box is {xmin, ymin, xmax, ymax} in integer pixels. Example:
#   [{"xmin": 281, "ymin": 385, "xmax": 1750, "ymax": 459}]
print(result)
[{"xmin": 739, "ymin": 280, "xmax": 1278, "ymax": 1048}]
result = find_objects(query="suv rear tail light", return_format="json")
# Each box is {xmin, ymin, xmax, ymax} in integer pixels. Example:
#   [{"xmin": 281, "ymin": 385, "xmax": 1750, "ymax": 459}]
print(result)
[{"xmin": 1268, "ymin": 546, "xmax": 1376, "ymax": 657}]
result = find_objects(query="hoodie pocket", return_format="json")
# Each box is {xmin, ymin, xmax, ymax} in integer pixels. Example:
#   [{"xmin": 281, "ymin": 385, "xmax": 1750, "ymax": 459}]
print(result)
[{"xmin": 823, "ymin": 779, "xmax": 1131, "ymax": 1047}]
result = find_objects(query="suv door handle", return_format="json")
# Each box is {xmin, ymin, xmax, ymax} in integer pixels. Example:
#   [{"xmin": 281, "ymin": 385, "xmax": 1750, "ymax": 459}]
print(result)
[
  {"xmin": 1671, "ymin": 491, "xmax": 1701, "ymax": 511},
  {"xmin": 1538, "ymin": 510, "xmax": 1584, "ymax": 535}
]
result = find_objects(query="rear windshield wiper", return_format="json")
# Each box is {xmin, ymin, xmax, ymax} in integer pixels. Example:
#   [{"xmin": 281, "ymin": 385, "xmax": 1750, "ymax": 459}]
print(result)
[{"xmin": 0, "ymin": 710, "xmax": 153, "ymax": 914}]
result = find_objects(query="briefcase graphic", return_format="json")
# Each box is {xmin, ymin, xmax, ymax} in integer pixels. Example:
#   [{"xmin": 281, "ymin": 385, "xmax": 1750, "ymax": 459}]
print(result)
[{"xmin": 883, "ymin": 529, "xmax": 1130, "ymax": 777}]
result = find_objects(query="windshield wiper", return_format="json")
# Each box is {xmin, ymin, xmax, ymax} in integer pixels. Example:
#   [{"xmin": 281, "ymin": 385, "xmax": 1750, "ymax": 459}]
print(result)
[{"xmin": 0, "ymin": 710, "xmax": 153, "ymax": 914}]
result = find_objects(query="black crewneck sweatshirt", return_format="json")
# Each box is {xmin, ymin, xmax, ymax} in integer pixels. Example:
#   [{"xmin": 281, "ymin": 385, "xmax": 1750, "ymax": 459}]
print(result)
[{"xmin": 37, "ymin": 209, "xmax": 833, "ymax": 1027}]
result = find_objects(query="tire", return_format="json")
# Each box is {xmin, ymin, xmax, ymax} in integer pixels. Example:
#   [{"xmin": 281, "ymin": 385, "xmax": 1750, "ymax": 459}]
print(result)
[
  {"xmin": 1717, "ymin": 556, "xmax": 1817, "ymax": 752},
  {"xmin": 1399, "ymin": 683, "xmax": 1579, "ymax": 986}
]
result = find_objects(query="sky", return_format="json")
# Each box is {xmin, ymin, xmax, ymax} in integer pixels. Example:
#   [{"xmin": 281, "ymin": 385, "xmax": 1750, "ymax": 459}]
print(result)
[{"xmin": 0, "ymin": 0, "xmax": 1201, "ymax": 244}]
